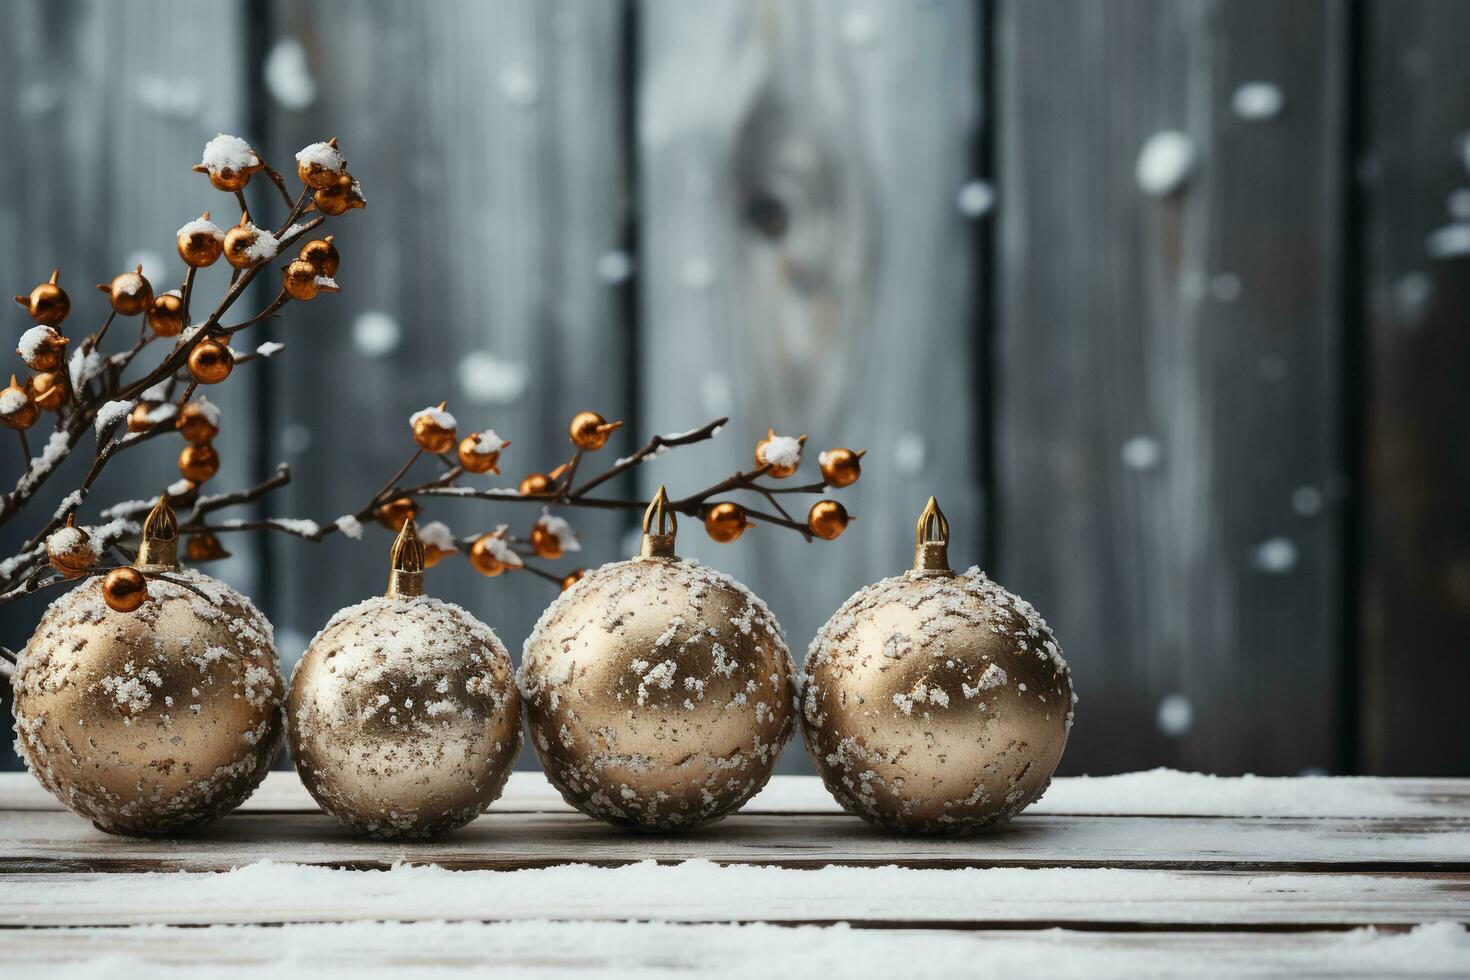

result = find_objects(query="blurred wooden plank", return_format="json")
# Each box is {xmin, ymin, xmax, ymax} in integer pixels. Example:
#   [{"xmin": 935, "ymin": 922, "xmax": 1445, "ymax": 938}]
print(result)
[
  {"xmin": 4, "ymin": 808, "xmax": 1468, "ymax": 873},
  {"xmin": 7, "ymin": 770, "xmax": 1470, "ymax": 818},
  {"xmin": 262, "ymin": 1, "xmax": 630, "ymax": 682},
  {"xmin": 0, "ymin": 0, "xmax": 255, "ymax": 768},
  {"xmin": 6, "ymin": 864, "xmax": 1467, "ymax": 928},
  {"xmin": 2, "ymin": 921, "xmax": 1466, "ymax": 978},
  {"xmin": 994, "ymin": 0, "xmax": 1348, "ymax": 775},
  {"xmin": 1359, "ymin": 0, "xmax": 1470, "ymax": 775},
  {"xmin": 636, "ymin": 0, "xmax": 985, "ymax": 704}
]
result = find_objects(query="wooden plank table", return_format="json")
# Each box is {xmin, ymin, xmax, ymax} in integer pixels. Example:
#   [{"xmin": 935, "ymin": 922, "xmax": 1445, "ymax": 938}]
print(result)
[{"xmin": 1, "ymin": 771, "xmax": 1467, "ymax": 977}]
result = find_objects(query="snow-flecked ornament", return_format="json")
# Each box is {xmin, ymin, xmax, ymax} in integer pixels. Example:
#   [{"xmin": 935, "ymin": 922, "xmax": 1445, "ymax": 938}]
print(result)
[
  {"xmin": 518, "ymin": 488, "xmax": 796, "ymax": 830},
  {"xmin": 11, "ymin": 496, "xmax": 284, "ymax": 836},
  {"xmin": 800, "ymin": 497, "xmax": 1074, "ymax": 834},
  {"xmin": 287, "ymin": 519, "xmax": 520, "ymax": 838}
]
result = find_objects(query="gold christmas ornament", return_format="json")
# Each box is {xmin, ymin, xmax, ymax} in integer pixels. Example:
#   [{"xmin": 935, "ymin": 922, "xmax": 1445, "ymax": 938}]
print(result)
[
  {"xmin": 11, "ymin": 497, "xmax": 284, "ymax": 836},
  {"xmin": 375, "ymin": 496, "xmax": 418, "ymax": 531},
  {"xmin": 14, "ymin": 270, "xmax": 71, "ymax": 325},
  {"xmin": 469, "ymin": 528, "xmax": 519, "ymax": 577},
  {"xmin": 800, "ymin": 498, "xmax": 1074, "ymax": 834},
  {"xmin": 559, "ymin": 568, "xmax": 586, "ymax": 591},
  {"xmin": 295, "ymin": 138, "xmax": 347, "ymax": 190},
  {"xmin": 178, "ymin": 443, "xmax": 220, "ymax": 483},
  {"xmin": 1, "ymin": 375, "xmax": 39, "ymax": 430},
  {"xmin": 313, "ymin": 172, "xmax": 366, "ymax": 216},
  {"xmin": 194, "ymin": 134, "xmax": 264, "ymax": 192},
  {"xmin": 518, "ymin": 488, "xmax": 796, "ymax": 830},
  {"xmin": 188, "ymin": 338, "xmax": 234, "ymax": 385},
  {"xmin": 30, "ymin": 372, "xmax": 66, "ymax": 412},
  {"xmin": 147, "ymin": 291, "xmax": 186, "ymax": 337},
  {"xmin": 457, "ymin": 431, "xmax": 508, "ymax": 474},
  {"xmin": 17, "ymin": 325, "xmax": 69, "ymax": 372},
  {"xmin": 704, "ymin": 501, "xmax": 749, "ymax": 543},
  {"xmin": 287, "ymin": 519, "xmax": 521, "ymax": 838},
  {"xmin": 223, "ymin": 217, "xmax": 271, "ymax": 270},
  {"xmin": 176, "ymin": 212, "xmax": 225, "ymax": 268},
  {"xmin": 755, "ymin": 428, "xmax": 805, "ymax": 478},
  {"xmin": 127, "ymin": 402, "xmax": 157, "ymax": 434},
  {"xmin": 806, "ymin": 499, "xmax": 852, "ymax": 541},
  {"xmin": 299, "ymin": 236, "xmax": 341, "ymax": 277},
  {"xmin": 184, "ymin": 532, "xmax": 230, "ymax": 562},
  {"xmin": 518, "ymin": 472, "xmax": 552, "ymax": 496},
  {"xmin": 45, "ymin": 514, "xmax": 96, "ymax": 579},
  {"xmin": 99, "ymin": 266, "xmax": 153, "ymax": 317},
  {"xmin": 176, "ymin": 400, "xmax": 220, "ymax": 444},
  {"xmin": 568, "ymin": 410, "xmax": 623, "ymax": 452},
  {"xmin": 818, "ymin": 448, "xmax": 865, "ymax": 488},
  {"xmin": 282, "ymin": 258, "xmax": 338, "ymax": 301},
  {"xmin": 411, "ymin": 403, "xmax": 457, "ymax": 455}
]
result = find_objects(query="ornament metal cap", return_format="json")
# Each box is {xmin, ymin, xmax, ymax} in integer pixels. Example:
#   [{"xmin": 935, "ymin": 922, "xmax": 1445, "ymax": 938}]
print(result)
[
  {"xmin": 913, "ymin": 496, "xmax": 952, "ymax": 576},
  {"xmin": 387, "ymin": 517, "xmax": 427, "ymax": 597},
  {"xmin": 137, "ymin": 495, "xmax": 180, "ymax": 572},
  {"xmin": 639, "ymin": 486, "xmax": 679, "ymax": 560}
]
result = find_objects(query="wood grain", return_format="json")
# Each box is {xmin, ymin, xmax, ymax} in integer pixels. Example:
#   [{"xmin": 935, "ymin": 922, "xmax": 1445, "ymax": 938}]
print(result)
[
  {"xmin": 1358, "ymin": 0, "xmax": 1470, "ymax": 775},
  {"xmin": 5, "ymin": 865, "xmax": 1465, "ymax": 928},
  {"xmin": 636, "ymin": 0, "xmax": 985, "ymax": 715},
  {"xmin": 994, "ymin": 0, "xmax": 1348, "ymax": 776},
  {"xmin": 3, "ymin": 808, "xmax": 1467, "ymax": 873},
  {"xmin": 261, "ymin": 0, "xmax": 630, "ymax": 703},
  {"xmin": 1, "ymin": 920, "xmax": 1465, "ymax": 977}
]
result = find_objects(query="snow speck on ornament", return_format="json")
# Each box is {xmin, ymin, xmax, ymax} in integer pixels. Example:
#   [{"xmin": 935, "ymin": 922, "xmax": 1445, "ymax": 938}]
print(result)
[
  {"xmin": 1156, "ymin": 693, "xmax": 1193, "ymax": 737},
  {"xmin": 353, "ymin": 311, "xmax": 401, "ymax": 357},
  {"xmin": 296, "ymin": 140, "xmax": 343, "ymax": 172},
  {"xmin": 200, "ymin": 134, "xmax": 258, "ymax": 174},
  {"xmin": 894, "ymin": 432, "xmax": 926, "ymax": 475},
  {"xmin": 1231, "ymin": 82, "xmax": 1285, "ymax": 121},
  {"xmin": 468, "ymin": 430, "xmax": 507, "ymax": 454},
  {"xmin": 1292, "ymin": 485, "xmax": 1324, "ymax": 517},
  {"xmin": 536, "ymin": 513, "xmax": 580, "ymax": 553},
  {"xmin": 1252, "ymin": 536, "xmax": 1298, "ymax": 574},
  {"xmin": 1135, "ymin": 130, "xmax": 1196, "ymax": 197},
  {"xmin": 499, "ymin": 65, "xmax": 538, "ymax": 106},
  {"xmin": 280, "ymin": 423, "xmax": 312, "ymax": 454},
  {"xmin": 1120, "ymin": 435, "xmax": 1162, "ymax": 471},
  {"xmin": 700, "ymin": 372, "xmax": 733, "ymax": 417},
  {"xmin": 761, "ymin": 434, "xmax": 803, "ymax": 469},
  {"xmin": 957, "ymin": 180, "xmax": 995, "ymax": 218},
  {"xmin": 264, "ymin": 38, "xmax": 317, "ymax": 110},
  {"xmin": 459, "ymin": 351, "xmax": 528, "ymax": 405},
  {"xmin": 411, "ymin": 405, "xmax": 457, "ymax": 431},
  {"xmin": 597, "ymin": 250, "xmax": 634, "ymax": 284},
  {"xmin": 681, "ymin": 257, "xmax": 715, "ymax": 291},
  {"xmin": 419, "ymin": 521, "xmax": 457, "ymax": 553}
]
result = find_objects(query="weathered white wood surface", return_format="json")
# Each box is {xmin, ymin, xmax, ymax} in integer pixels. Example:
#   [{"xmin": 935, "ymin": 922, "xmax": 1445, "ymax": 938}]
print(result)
[
  {"xmin": 5, "ymin": 864, "xmax": 1467, "ymax": 928},
  {"xmin": 6, "ymin": 771, "xmax": 1470, "ymax": 818},
  {"xmin": 2, "ymin": 920, "xmax": 1467, "ymax": 978}
]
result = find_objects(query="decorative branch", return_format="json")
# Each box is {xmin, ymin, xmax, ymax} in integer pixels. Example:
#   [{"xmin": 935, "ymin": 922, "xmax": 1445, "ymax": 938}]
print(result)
[{"xmin": 0, "ymin": 135, "xmax": 365, "ymax": 605}]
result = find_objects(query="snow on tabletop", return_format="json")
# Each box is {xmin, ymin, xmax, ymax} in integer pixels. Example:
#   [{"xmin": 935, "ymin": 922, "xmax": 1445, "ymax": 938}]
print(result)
[
  {"xmin": 295, "ymin": 140, "xmax": 343, "ymax": 171},
  {"xmin": 535, "ymin": 512, "xmax": 579, "ymax": 552},
  {"xmin": 761, "ymin": 433, "xmax": 802, "ymax": 468},
  {"xmin": 13, "ymin": 920, "xmax": 1468, "ymax": 979},
  {"xmin": 200, "ymin": 133, "xmax": 258, "ymax": 174},
  {"xmin": 176, "ymin": 216, "xmax": 224, "ymax": 241},
  {"xmin": 466, "ymin": 429, "xmax": 507, "ymax": 454},
  {"xmin": 94, "ymin": 399, "xmax": 134, "ymax": 437},
  {"xmin": 255, "ymin": 341, "xmax": 285, "ymax": 358},
  {"xmin": 419, "ymin": 520, "xmax": 457, "ymax": 552},
  {"xmin": 410, "ymin": 405, "xmax": 456, "ymax": 429},
  {"xmin": 17, "ymin": 325, "xmax": 58, "ymax": 363}
]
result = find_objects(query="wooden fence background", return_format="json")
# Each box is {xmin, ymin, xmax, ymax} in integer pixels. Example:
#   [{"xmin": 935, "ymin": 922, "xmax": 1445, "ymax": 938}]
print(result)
[{"xmin": 2, "ymin": 0, "xmax": 1467, "ymax": 777}]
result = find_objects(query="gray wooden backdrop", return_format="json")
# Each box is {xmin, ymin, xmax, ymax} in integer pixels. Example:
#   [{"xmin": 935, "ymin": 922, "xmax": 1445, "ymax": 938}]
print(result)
[{"xmin": 2, "ymin": 0, "xmax": 1467, "ymax": 777}]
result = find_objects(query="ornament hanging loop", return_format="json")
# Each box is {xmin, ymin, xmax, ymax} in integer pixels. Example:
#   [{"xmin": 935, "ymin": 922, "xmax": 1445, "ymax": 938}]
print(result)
[
  {"xmin": 137, "ymin": 495, "xmax": 180, "ymax": 572},
  {"xmin": 386, "ymin": 517, "xmax": 426, "ymax": 597},
  {"xmin": 912, "ymin": 496, "xmax": 952, "ymax": 575},
  {"xmin": 640, "ymin": 486, "xmax": 678, "ymax": 559}
]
